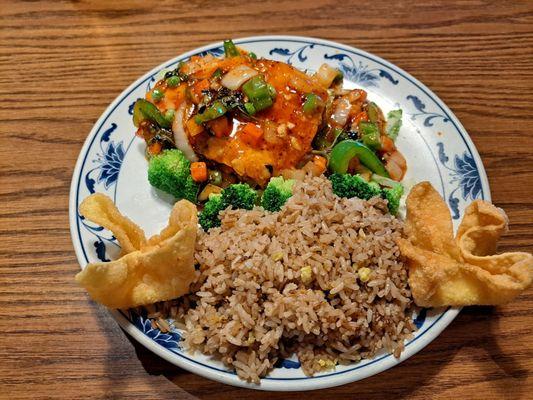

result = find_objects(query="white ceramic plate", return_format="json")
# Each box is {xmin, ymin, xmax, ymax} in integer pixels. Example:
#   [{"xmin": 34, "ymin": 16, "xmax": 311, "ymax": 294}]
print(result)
[{"xmin": 69, "ymin": 36, "xmax": 490, "ymax": 391}]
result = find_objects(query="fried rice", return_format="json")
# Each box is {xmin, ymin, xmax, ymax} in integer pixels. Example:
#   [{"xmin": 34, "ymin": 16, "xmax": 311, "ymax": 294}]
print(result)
[{"xmin": 151, "ymin": 175, "xmax": 415, "ymax": 383}]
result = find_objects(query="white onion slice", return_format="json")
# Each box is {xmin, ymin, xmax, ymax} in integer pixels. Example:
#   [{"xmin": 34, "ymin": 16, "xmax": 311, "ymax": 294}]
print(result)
[
  {"xmin": 315, "ymin": 63, "xmax": 339, "ymax": 88},
  {"xmin": 330, "ymin": 97, "xmax": 351, "ymax": 127},
  {"xmin": 221, "ymin": 65, "xmax": 258, "ymax": 90},
  {"xmin": 172, "ymin": 104, "xmax": 198, "ymax": 162}
]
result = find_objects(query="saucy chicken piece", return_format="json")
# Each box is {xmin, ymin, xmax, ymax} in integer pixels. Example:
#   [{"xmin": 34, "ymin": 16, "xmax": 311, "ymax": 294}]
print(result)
[
  {"xmin": 198, "ymin": 60, "xmax": 327, "ymax": 185},
  {"xmin": 148, "ymin": 55, "xmax": 327, "ymax": 186}
]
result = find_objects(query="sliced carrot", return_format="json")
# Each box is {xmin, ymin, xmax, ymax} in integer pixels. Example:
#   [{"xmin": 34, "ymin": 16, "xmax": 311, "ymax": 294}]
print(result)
[
  {"xmin": 190, "ymin": 162, "xmax": 208, "ymax": 182},
  {"xmin": 241, "ymin": 123, "xmax": 263, "ymax": 146},
  {"xmin": 186, "ymin": 118, "xmax": 204, "ymax": 137},
  {"xmin": 312, "ymin": 155, "xmax": 327, "ymax": 175},
  {"xmin": 207, "ymin": 116, "xmax": 232, "ymax": 138}
]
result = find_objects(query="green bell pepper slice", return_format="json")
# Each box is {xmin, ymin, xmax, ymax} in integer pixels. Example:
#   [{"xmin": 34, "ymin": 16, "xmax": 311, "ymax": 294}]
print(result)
[
  {"xmin": 328, "ymin": 139, "xmax": 389, "ymax": 177},
  {"xmin": 132, "ymin": 98, "xmax": 171, "ymax": 129},
  {"xmin": 359, "ymin": 121, "xmax": 381, "ymax": 150}
]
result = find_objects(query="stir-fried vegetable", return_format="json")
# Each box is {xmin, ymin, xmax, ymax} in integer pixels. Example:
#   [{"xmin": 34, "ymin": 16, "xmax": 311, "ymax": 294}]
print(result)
[
  {"xmin": 366, "ymin": 102, "xmax": 380, "ymax": 123},
  {"xmin": 190, "ymin": 161, "xmax": 208, "ymax": 182},
  {"xmin": 133, "ymin": 99, "xmax": 172, "ymax": 129},
  {"xmin": 148, "ymin": 149, "xmax": 198, "ymax": 202},
  {"xmin": 329, "ymin": 140, "xmax": 389, "ymax": 177},
  {"xmin": 386, "ymin": 109, "xmax": 402, "ymax": 141},
  {"xmin": 302, "ymin": 93, "xmax": 322, "ymax": 114},
  {"xmin": 195, "ymin": 100, "xmax": 227, "ymax": 124},
  {"xmin": 221, "ymin": 65, "xmax": 258, "ymax": 90},
  {"xmin": 223, "ymin": 39, "xmax": 240, "ymax": 58},
  {"xmin": 242, "ymin": 76, "xmax": 276, "ymax": 113},
  {"xmin": 166, "ymin": 76, "xmax": 181, "ymax": 87},
  {"xmin": 359, "ymin": 121, "xmax": 381, "ymax": 150}
]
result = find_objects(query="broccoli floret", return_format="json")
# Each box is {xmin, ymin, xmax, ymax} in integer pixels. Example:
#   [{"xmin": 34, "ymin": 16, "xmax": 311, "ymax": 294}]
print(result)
[
  {"xmin": 329, "ymin": 173, "xmax": 381, "ymax": 200},
  {"xmin": 198, "ymin": 194, "xmax": 224, "ymax": 231},
  {"xmin": 220, "ymin": 183, "xmax": 257, "ymax": 210},
  {"xmin": 261, "ymin": 176, "xmax": 295, "ymax": 212},
  {"xmin": 147, "ymin": 149, "xmax": 198, "ymax": 202},
  {"xmin": 381, "ymin": 184, "xmax": 404, "ymax": 215},
  {"xmin": 198, "ymin": 184, "xmax": 258, "ymax": 231}
]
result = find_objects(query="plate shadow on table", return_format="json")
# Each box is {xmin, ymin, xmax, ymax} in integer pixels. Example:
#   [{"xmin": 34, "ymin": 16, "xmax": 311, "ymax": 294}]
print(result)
[{"xmin": 110, "ymin": 305, "xmax": 527, "ymax": 399}]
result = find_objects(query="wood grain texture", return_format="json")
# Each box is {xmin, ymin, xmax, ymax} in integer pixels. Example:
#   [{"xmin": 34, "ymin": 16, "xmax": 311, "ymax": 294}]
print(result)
[{"xmin": 0, "ymin": 0, "xmax": 532, "ymax": 398}]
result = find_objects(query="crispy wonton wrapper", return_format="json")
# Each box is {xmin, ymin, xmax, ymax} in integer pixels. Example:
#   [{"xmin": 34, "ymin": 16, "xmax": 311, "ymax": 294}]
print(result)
[
  {"xmin": 75, "ymin": 194, "xmax": 198, "ymax": 309},
  {"xmin": 398, "ymin": 182, "xmax": 533, "ymax": 307}
]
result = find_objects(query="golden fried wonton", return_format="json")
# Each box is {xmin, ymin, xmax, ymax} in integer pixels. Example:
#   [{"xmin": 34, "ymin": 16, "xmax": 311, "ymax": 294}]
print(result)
[
  {"xmin": 398, "ymin": 182, "xmax": 532, "ymax": 307},
  {"xmin": 75, "ymin": 194, "xmax": 198, "ymax": 309}
]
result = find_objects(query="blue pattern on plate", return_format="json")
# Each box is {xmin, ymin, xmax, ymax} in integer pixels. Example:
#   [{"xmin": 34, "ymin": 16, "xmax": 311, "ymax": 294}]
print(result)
[
  {"xmin": 437, "ymin": 142, "xmax": 482, "ymax": 219},
  {"xmin": 129, "ymin": 310, "xmax": 182, "ymax": 351},
  {"xmin": 269, "ymin": 43, "xmax": 315, "ymax": 64},
  {"xmin": 413, "ymin": 309, "xmax": 428, "ymax": 329},
  {"xmin": 275, "ymin": 359, "xmax": 302, "ymax": 369},
  {"xmin": 72, "ymin": 38, "xmax": 487, "ymax": 386},
  {"xmin": 198, "ymin": 46, "xmax": 225, "ymax": 57},
  {"xmin": 406, "ymin": 95, "xmax": 450, "ymax": 127},
  {"xmin": 78, "ymin": 122, "xmax": 123, "ymax": 261},
  {"xmin": 323, "ymin": 53, "xmax": 399, "ymax": 87}
]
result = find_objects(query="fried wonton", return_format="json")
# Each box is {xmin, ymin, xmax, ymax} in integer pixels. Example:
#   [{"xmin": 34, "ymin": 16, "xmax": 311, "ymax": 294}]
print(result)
[
  {"xmin": 75, "ymin": 194, "xmax": 198, "ymax": 309},
  {"xmin": 398, "ymin": 182, "xmax": 533, "ymax": 307}
]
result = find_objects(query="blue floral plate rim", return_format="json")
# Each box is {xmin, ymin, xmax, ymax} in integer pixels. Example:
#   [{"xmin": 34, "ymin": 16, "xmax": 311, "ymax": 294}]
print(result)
[{"xmin": 69, "ymin": 35, "xmax": 491, "ymax": 391}]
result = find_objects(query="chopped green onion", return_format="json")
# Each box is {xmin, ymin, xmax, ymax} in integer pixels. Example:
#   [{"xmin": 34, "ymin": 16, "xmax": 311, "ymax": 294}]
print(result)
[
  {"xmin": 223, "ymin": 40, "xmax": 239, "ymax": 58},
  {"xmin": 386, "ymin": 109, "xmax": 403, "ymax": 141},
  {"xmin": 211, "ymin": 68, "xmax": 223, "ymax": 79},
  {"xmin": 244, "ymin": 102, "xmax": 256, "ymax": 115},
  {"xmin": 151, "ymin": 88, "xmax": 164, "ymax": 102},
  {"xmin": 195, "ymin": 100, "xmax": 227, "ymax": 124},
  {"xmin": 242, "ymin": 76, "xmax": 276, "ymax": 113},
  {"xmin": 302, "ymin": 93, "xmax": 322, "ymax": 114},
  {"xmin": 359, "ymin": 121, "xmax": 381, "ymax": 150},
  {"xmin": 334, "ymin": 69, "xmax": 344, "ymax": 83},
  {"xmin": 249, "ymin": 52, "xmax": 257, "ymax": 60},
  {"xmin": 166, "ymin": 76, "xmax": 181, "ymax": 88}
]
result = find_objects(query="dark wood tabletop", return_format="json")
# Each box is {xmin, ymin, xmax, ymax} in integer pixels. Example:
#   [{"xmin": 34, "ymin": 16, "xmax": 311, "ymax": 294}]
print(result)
[{"xmin": 1, "ymin": 0, "xmax": 532, "ymax": 399}]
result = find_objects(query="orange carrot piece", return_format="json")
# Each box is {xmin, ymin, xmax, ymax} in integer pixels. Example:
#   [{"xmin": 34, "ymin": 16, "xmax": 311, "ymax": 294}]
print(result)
[
  {"xmin": 190, "ymin": 162, "xmax": 208, "ymax": 182},
  {"xmin": 207, "ymin": 117, "xmax": 232, "ymax": 138},
  {"xmin": 186, "ymin": 118, "xmax": 204, "ymax": 137},
  {"xmin": 148, "ymin": 141, "xmax": 162, "ymax": 156},
  {"xmin": 312, "ymin": 155, "xmax": 327, "ymax": 175},
  {"xmin": 241, "ymin": 123, "xmax": 263, "ymax": 146}
]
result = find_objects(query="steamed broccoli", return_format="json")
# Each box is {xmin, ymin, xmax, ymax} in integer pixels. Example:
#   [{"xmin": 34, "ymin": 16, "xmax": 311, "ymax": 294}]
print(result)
[
  {"xmin": 381, "ymin": 184, "xmax": 404, "ymax": 215},
  {"xmin": 199, "ymin": 183, "xmax": 258, "ymax": 231},
  {"xmin": 329, "ymin": 173, "xmax": 381, "ymax": 200},
  {"xmin": 198, "ymin": 194, "xmax": 224, "ymax": 231},
  {"xmin": 261, "ymin": 176, "xmax": 295, "ymax": 212},
  {"xmin": 147, "ymin": 149, "xmax": 198, "ymax": 202},
  {"xmin": 220, "ymin": 183, "xmax": 257, "ymax": 210}
]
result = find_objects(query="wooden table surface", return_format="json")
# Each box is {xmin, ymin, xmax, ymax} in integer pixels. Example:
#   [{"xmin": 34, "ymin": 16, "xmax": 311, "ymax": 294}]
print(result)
[{"xmin": 1, "ymin": 0, "xmax": 532, "ymax": 399}]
